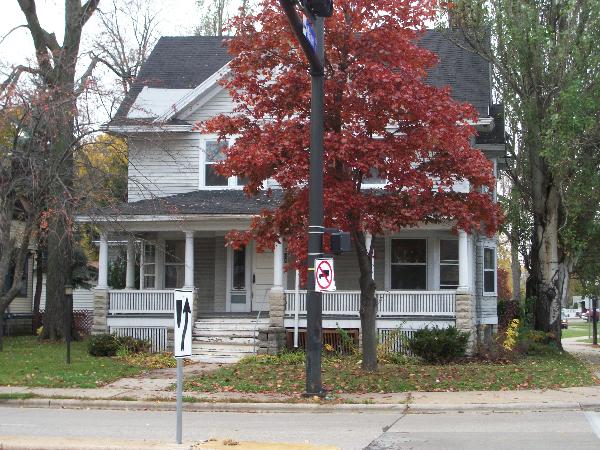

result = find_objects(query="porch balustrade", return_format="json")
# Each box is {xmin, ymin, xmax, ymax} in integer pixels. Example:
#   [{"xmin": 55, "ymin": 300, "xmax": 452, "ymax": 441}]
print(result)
[
  {"xmin": 108, "ymin": 290, "xmax": 174, "ymax": 315},
  {"xmin": 284, "ymin": 290, "xmax": 455, "ymax": 317}
]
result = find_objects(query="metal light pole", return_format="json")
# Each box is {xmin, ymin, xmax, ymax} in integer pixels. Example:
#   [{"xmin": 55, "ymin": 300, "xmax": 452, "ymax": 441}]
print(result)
[
  {"xmin": 279, "ymin": 0, "xmax": 329, "ymax": 396},
  {"xmin": 305, "ymin": 16, "xmax": 325, "ymax": 396}
]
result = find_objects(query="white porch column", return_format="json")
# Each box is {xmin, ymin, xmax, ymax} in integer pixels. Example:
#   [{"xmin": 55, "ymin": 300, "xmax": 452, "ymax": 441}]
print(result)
[
  {"xmin": 365, "ymin": 233, "xmax": 374, "ymax": 280},
  {"xmin": 125, "ymin": 237, "xmax": 136, "ymax": 289},
  {"xmin": 273, "ymin": 241, "xmax": 284, "ymax": 288},
  {"xmin": 184, "ymin": 231, "xmax": 195, "ymax": 288},
  {"xmin": 97, "ymin": 232, "xmax": 109, "ymax": 289},
  {"xmin": 458, "ymin": 230, "xmax": 469, "ymax": 291}
]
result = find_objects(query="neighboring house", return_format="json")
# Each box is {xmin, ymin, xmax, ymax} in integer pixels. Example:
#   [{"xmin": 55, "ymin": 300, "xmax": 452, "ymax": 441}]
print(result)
[
  {"xmin": 2, "ymin": 220, "xmax": 35, "ymax": 335},
  {"xmin": 79, "ymin": 32, "xmax": 506, "ymax": 362}
]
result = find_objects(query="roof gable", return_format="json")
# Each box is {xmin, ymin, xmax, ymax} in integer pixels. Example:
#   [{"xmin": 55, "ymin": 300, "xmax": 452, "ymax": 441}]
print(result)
[{"xmin": 111, "ymin": 30, "xmax": 491, "ymax": 127}]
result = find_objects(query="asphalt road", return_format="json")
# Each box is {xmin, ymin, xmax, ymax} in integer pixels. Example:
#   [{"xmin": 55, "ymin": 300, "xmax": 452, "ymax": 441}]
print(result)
[{"xmin": 1, "ymin": 407, "xmax": 600, "ymax": 449}]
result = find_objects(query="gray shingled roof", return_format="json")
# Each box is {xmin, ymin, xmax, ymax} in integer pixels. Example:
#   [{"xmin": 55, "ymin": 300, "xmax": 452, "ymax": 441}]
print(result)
[
  {"xmin": 111, "ymin": 30, "xmax": 491, "ymax": 124},
  {"xmin": 112, "ymin": 36, "xmax": 232, "ymax": 123},
  {"xmin": 102, "ymin": 190, "xmax": 283, "ymax": 216}
]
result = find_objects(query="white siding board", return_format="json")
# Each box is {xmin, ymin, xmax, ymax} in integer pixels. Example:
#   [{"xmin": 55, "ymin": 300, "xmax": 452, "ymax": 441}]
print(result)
[
  {"xmin": 184, "ymin": 88, "xmax": 235, "ymax": 123},
  {"xmin": 127, "ymin": 134, "xmax": 200, "ymax": 202}
]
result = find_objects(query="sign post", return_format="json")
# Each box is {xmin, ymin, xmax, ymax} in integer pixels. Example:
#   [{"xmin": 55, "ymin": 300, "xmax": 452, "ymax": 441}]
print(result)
[{"xmin": 173, "ymin": 289, "xmax": 193, "ymax": 445}]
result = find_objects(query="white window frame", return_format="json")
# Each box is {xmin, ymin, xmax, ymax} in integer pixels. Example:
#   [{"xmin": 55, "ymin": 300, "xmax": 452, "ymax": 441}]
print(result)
[
  {"xmin": 482, "ymin": 244, "xmax": 497, "ymax": 296},
  {"xmin": 199, "ymin": 134, "xmax": 246, "ymax": 190},
  {"xmin": 164, "ymin": 240, "xmax": 185, "ymax": 289},
  {"xmin": 389, "ymin": 238, "xmax": 428, "ymax": 290},
  {"xmin": 439, "ymin": 238, "xmax": 459, "ymax": 290},
  {"xmin": 141, "ymin": 242, "xmax": 156, "ymax": 289}
]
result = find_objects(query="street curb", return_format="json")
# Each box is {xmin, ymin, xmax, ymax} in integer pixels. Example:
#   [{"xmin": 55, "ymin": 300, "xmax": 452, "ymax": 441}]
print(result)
[
  {"xmin": 0, "ymin": 398, "xmax": 408, "ymax": 414},
  {"xmin": 407, "ymin": 401, "xmax": 590, "ymax": 413},
  {"xmin": 2, "ymin": 397, "xmax": 600, "ymax": 414}
]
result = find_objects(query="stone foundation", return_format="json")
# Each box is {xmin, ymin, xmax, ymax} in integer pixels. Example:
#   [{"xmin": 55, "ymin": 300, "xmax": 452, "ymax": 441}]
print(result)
[
  {"xmin": 91, "ymin": 288, "xmax": 109, "ymax": 335},
  {"xmin": 455, "ymin": 289, "xmax": 476, "ymax": 355},
  {"xmin": 257, "ymin": 326, "xmax": 286, "ymax": 355},
  {"xmin": 268, "ymin": 287, "xmax": 285, "ymax": 328}
]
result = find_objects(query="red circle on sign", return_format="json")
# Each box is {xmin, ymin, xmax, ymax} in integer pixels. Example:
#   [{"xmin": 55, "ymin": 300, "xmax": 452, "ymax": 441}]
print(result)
[{"xmin": 316, "ymin": 260, "xmax": 333, "ymax": 290}]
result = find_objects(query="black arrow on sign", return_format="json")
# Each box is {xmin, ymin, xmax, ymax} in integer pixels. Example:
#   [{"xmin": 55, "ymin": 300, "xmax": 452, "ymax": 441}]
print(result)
[
  {"xmin": 176, "ymin": 299, "xmax": 182, "ymax": 328},
  {"xmin": 181, "ymin": 298, "xmax": 191, "ymax": 352}
]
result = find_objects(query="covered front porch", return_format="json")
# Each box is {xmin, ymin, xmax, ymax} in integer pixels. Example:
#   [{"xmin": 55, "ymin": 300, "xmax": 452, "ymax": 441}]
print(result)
[{"xmin": 92, "ymin": 224, "xmax": 475, "ymax": 328}]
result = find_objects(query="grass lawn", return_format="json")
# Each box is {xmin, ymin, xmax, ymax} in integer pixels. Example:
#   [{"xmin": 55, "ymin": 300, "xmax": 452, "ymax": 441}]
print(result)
[
  {"xmin": 562, "ymin": 321, "xmax": 592, "ymax": 339},
  {"xmin": 0, "ymin": 336, "xmax": 151, "ymax": 388},
  {"xmin": 184, "ymin": 350, "xmax": 597, "ymax": 394}
]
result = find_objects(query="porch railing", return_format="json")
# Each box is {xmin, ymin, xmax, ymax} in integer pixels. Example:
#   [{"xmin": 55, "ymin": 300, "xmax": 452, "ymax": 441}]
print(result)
[
  {"xmin": 108, "ymin": 290, "xmax": 174, "ymax": 315},
  {"xmin": 284, "ymin": 290, "xmax": 455, "ymax": 317}
]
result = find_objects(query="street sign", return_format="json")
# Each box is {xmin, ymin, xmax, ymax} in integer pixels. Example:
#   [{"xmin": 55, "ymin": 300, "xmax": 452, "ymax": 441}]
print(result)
[
  {"xmin": 315, "ymin": 258, "xmax": 336, "ymax": 292},
  {"xmin": 174, "ymin": 289, "xmax": 193, "ymax": 358},
  {"xmin": 303, "ymin": 15, "xmax": 317, "ymax": 53}
]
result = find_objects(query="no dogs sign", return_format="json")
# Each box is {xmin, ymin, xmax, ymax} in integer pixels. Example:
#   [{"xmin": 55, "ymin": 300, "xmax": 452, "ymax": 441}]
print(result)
[{"xmin": 315, "ymin": 258, "xmax": 336, "ymax": 292}]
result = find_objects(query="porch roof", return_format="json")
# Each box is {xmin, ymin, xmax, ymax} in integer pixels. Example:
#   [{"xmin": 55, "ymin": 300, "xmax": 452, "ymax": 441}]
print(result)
[{"xmin": 82, "ymin": 189, "xmax": 283, "ymax": 219}]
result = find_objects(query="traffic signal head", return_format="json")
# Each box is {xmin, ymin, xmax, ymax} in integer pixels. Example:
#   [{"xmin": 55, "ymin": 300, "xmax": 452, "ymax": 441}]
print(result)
[{"xmin": 303, "ymin": 0, "xmax": 333, "ymax": 17}]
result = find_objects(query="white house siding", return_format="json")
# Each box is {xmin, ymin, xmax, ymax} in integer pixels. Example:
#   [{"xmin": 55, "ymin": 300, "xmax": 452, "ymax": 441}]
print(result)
[
  {"xmin": 183, "ymin": 88, "xmax": 235, "ymax": 124},
  {"xmin": 475, "ymin": 236, "xmax": 498, "ymax": 325},
  {"xmin": 126, "ymin": 90, "xmax": 237, "ymax": 203},
  {"xmin": 38, "ymin": 275, "xmax": 95, "ymax": 311},
  {"xmin": 127, "ymin": 133, "xmax": 200, "ymax": 202},
  {"xmin": 252, "ymin": 248, "xmax": 273, "ymax": 312},
  {"xmin": 7, "ymin": 256, "xmax": 34, "ymax": 314}
]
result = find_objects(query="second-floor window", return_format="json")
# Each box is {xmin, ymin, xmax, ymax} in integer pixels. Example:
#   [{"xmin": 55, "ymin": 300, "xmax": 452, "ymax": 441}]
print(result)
[{"xmin": 200, "ymin": 138, "xmax": 248, "ymax": 188}]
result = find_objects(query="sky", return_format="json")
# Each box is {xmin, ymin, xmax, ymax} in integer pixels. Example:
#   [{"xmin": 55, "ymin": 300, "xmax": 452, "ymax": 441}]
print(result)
[
  {"xmin": 0, "ymin": 0, "xmax": 211, "ymax": 124},
  {"xmin": 0, "ymin": 0, "xmax": 202, "ymax": 70}
]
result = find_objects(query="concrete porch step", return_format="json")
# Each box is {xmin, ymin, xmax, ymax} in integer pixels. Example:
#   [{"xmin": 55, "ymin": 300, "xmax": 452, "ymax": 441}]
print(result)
[
  {"xmin": 193, "ymin": 329, "xmax": 258, "ymax": 338},
  {"xmin": 192, "ymin": 343, "xmax": 256, "ymax": 354},
  {"xmin": 194, "ymin": 318, "xmax": 269, "ymax": 324},
  {"xmin": 193, "ymin": 336, "xmax": 256, "ymax": 345},
  {"xmin": 193, "ymin": 324, "xmax": 265, "ymax": 332}
]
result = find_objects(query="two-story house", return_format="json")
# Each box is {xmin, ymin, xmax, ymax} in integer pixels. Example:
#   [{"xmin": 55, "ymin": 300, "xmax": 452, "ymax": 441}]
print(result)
[{"xmin": 79, "ymin": 32, "xmax": 505, "ymax": 362}]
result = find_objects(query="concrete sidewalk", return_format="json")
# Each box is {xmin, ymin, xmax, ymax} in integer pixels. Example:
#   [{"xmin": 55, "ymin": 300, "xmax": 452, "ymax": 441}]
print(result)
[{"xmin": 2, "ymin": 383, "xmax": 600, "ymax": 413}]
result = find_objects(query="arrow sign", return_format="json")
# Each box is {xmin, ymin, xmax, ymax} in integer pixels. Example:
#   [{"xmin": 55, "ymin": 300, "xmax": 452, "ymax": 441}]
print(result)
[
  {"xmin": 176, "ymin": 299, "xmax": 182, "ymax": 328},
  {"xmin": 181, "ymin": 299, "xmax": 191, "ymax": 351},
  {"xmin": 174, "ymin": 289, "xmax": 194, "ymax": 358}
]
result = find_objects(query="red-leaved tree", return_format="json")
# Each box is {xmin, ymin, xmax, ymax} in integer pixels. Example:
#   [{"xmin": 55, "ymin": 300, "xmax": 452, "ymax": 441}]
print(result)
[{"xmin": 202, "ymin": 0, "xmax": 503, "ymax": 370}]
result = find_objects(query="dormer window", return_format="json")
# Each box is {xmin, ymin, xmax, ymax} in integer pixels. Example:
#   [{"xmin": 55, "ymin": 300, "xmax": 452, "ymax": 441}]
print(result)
[{"xmin": 200, "ymin": 136, "xmax": 247, "ymax": 189}]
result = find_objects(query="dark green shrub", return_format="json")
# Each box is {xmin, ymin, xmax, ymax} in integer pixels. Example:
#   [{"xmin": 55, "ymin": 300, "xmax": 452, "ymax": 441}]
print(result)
[
  {"xmin": 88, "ymin": 334, "xmax": 151, "ymax": 357},
  {"xmin": 117, "ymin": 335, "xmax": 151, "ymax": 354},
  {"xmin": 88, "ymin": 334, "xmax": 121, "ymax": 357},
  {"xmin": 407, "ymin": 326, "xmax": 470, "ymax": 363}
]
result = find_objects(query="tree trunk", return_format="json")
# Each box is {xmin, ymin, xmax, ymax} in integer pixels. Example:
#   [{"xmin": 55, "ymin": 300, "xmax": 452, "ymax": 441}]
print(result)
[
  {"xmin": 42, "ymin": 214, "xmax": 72, "ymax": 340},
  {"xmin": 353, "ymin": 231, "xmax": 377, "ymax": 371},
  {"xmin": 510, "ymin": 233, "xmax": 521, "ymax": 303},
  {"xmin": 529, "ymin": 130, "xmax": 563, "ymax": 345},
  {"xmin": 32, "ymin": 248, "xmax": 44, "ymax": 333}
]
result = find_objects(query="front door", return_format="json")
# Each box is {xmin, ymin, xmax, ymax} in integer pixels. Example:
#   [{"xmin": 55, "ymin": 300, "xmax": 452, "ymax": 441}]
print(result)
[{"xmin": 228, "ymin": 245, "xmax": 251, "ymax": 312}]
